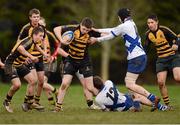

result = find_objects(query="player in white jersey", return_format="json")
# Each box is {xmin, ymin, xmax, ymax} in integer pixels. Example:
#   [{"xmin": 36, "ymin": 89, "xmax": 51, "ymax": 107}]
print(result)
[
  {"xmin": 93, "ymin": 76, "xmax": 169, "ymax": 112},
  {"xmin": 90, "ymin": 8, "xmax": 161, "ymax": 111}
]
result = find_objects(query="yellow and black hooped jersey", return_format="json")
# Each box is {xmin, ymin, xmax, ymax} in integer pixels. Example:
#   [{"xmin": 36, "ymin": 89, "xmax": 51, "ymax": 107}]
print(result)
[
  {"xmin": 43, "ymin": 30, "xmax": 59, "ymax": 63},
  {"xmin": 18, "ymin": 23, "xmax": 46, "ymax": 41},
  {"xmin": 5, "ymin": 37, "xmax": 35, "ymax": 67},
  {"xmin": 61, "ymin": 25, "xmax": 101, "ymax": 60},
  {"xmin": 145, "ymin": 25, "xmax": 178, "ymax": 58},
  {"xmin": 17, "ymin": 23, "xmax": 46, "ymax": 58}
]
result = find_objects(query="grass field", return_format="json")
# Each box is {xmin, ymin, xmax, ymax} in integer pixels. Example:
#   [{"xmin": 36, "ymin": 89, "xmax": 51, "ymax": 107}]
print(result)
[{"xmin": 0, "ymin": 82, "xmax": 180, "ymax": 124}]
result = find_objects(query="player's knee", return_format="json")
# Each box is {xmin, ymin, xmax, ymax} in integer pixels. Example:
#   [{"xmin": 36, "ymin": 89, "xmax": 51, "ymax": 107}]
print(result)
[
  {"xmin": 13, "ymin": 82, "xmax": 21, "ymax": 90},
  {"xmin": 125, "ymin": 76, "xmax": 135, "ymax": 89},
  {"xmin": 38, "ymin": 80, "xmax": 44, "ymax": 87},
  {"xmin": 174, "ymin": 76, "xmax": 180, "ymax": 83},
  {"xmin": 157, "ymin": 80, "xmax": 165, "ymax": 88},
  {"xmin": 28, "ymin": 78, "xmax": 36, "ymax": 86}
]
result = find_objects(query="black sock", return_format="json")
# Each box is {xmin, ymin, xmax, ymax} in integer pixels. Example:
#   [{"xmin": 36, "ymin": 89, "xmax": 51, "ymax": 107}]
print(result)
[
  {"xmin": 52, "ymin": 88, "xmax": 57, "ymax": 93},
  {"xmin": 87, "ymin": 100, "xmax": 93, "ymax": 107},
  {"xmin": 34, "ymin": 95, "xmax": 40, "ymax": 104},
  {"xmin": 6, "ymin": 94, "xmax": 12, "ymax": 101}
]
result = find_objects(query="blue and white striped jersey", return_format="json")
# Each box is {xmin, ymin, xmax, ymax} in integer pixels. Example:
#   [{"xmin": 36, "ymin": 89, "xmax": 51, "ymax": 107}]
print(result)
[
  {"xmin": 95, "ymin": 80, "xmax": 133, "ymax": 111},
  {"xmin": 97, "ymin": 19, "xmax": 146, "ymax": 60}
]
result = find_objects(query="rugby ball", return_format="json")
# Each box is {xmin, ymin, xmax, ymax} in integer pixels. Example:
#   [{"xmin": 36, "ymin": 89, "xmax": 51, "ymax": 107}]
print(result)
[{"xmin": 61, "ymin": 31, "xmax": 74, "ymax": 45}]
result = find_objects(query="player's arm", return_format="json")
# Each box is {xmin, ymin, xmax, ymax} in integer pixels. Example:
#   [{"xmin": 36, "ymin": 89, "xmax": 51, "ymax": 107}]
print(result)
[
  {"xmin": 95, "ymin": 98, "xmax": 109, "ymax": 111},
  {"xmin": 162, "ymin": 26, "xmax": 179, "ymax": 50},
  {"xmin": 47, "ymin": 30, "xmax": 60, "ymax": 58},
  {"xmin": 54, "ymin": 25, "xmax": 76, "ymax": 44},
  {"xmin": 0, "ymin": 58, "xmax": 5, "ymax": 69},
  {"xmin": 143, "ymin": 33, "xmax": 151, "ymax": 53},
  {"xmin": 90, "ymin": 25, "xmax": 122, "ymax": 43},
  {"xmin": 35, "ymin": 43, "xmax": 49, "ymax": 58},
  {"xmin": 17, "ymin": 45, "xmax": 38, "ymax": 62}
]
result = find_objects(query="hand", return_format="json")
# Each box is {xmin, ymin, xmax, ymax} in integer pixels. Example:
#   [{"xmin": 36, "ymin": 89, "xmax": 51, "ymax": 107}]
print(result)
[
  {"xmin": 0, "ymin": 63, "xmax": 5, "ymax": 69},
  {"xmin": 61, "ymin": 39, "xmax": 70, "ymax": 45},
  {"xmin": 50, "ymin": 56, "xmax": 57, "ymax": 63},
  {"xmin": 89, "ymin": 37, "xmax": 98, "ymax": 45},
  {"xmin": 171, "ymin": 44, "xmax": 178, "ymax": 51},
  {"xmin": 31, "ymin": 56, "xmax": 39, "ymax": 63},
  {"xmin": 24, "ymin": 58, "xmax": 32, "ymax": 65}
]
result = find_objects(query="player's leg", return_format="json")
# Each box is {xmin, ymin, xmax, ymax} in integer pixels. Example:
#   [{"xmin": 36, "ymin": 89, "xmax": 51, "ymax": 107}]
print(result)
[
  {"xmin": 34, "ymin": 70, "xmax": 44, "ymax": 104},
  {"xmin": 76, "ymin": 71, "xmax": 97, "ymax": 109},
  {"xmin": 172, "ymin": 54, "xmax": 180, "ymax": 84},
  {"xmin": 3, "ymin": 77, "xmax": 21, "ymax": 113},
  {"xmin": 133, "ymin": 92, "xmax": 170, "ymax": 111},
  {"xmin": 43, "ymin": 78, "xmax": 57, "ymax": 105},
  {"xmin": 156, "ymin": 57, "xmax": 170, "ymax": 106},
  {"xmin": 3, "ymin": 65, "xmax": 21, "ymax": 113},
  {"xmin": 173, "ymin": 67, "xmax": 180, "ymax": 83},
  {"xmin": 125, "ymin": 55, "xmax": 160, "ymax": 111},
  {"xmin": 43, "ymin": 63, "xmax": 58, "ymax": 105},
  {"xmin": 54, "ymin": 61, "xmax": 75, "ymax": 112},
  {"xmin": 54, "ymin": 74, "xmax": 73, "ymax": 112},
  {"xmin": 33, "ymin": 59, "xmax": 45, "ymax": 106},
  {"xmin": 157, "ymin": 71, "xmax": 169, "ymax": 105}
]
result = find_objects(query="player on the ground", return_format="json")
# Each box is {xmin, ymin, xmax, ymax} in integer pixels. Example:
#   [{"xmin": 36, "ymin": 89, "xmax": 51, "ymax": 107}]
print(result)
[{"xmin": 93, "ymin": 76, "xmax": 170, "ymax": 112}]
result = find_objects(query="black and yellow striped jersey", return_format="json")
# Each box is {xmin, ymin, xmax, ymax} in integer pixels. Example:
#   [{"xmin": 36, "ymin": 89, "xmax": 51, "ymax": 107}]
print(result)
[
  {"xmin": 5, "ymin": 37, "xmax": 35, "ymax": 67},
  {"xmin": 61, "ymin": 24, "xmax": 101, "ymax": 60},
  {"xmin": 43, "ymin": 30, "xmax": 59, "ymax": 63},
  {"xmin": 18, "ymin": 23, "xmax": 45, "ymax": 58},
  {"xmin": 145, "ymin": 25, "xmax": 178, "ymax": 58}
]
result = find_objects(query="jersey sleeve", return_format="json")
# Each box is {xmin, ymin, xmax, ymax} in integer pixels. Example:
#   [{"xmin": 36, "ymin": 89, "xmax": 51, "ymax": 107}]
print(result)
[
  {"xmin": 61, "ymin": 24, "xmax": 78, "ymax": 33},
  {"xmin": 161, "ymin": 26, "xmax": 177, "ymax": 44},
  {"xmin": 143, "ymin": 32, "xmax": 151, "ymax": 53},
  {"xmin": 97, "ymin": 25, "xmax": 123, "ymax": 42}
]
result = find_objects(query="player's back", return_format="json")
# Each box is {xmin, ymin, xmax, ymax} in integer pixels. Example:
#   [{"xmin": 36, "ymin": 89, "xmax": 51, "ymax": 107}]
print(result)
[{"xmin": 95, "ymin": 80, "xmax": 127, "ymax": 111}]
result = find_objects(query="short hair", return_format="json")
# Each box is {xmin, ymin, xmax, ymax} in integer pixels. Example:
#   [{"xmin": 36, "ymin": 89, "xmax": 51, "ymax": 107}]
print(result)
[
  {"xmin": 31, "ymin": 26, "xmax": 44, "ymax": 36},
  {"xmin": 69, "ymin": 20, "xmax": 79, "ymax": 25},
  {"xmin": 117, "ymin": 8, "xmax": 131, "ymax": 22},
  {"xmin": 147, "ymin": 14, "xmax": 158, "ymax": 22},
  {"xmin": 93, "ymin": 76, "xmax": 104, "ymax": 90},
  {"xmin": 29, "ymin": 8, "xmax": 40, "ymax": 17},
  {"xmin": 81, "ymin": 17, "xmax": 94, "ymax": 29}
]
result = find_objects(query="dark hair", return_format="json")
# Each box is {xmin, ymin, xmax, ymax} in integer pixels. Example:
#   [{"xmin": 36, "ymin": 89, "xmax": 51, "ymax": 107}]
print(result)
[
  {"xmin": 117, "ymin": 8, "xmax": 131, "ymax": 22},
  {"xmin": 147, "ymin": 14, "xmax": 158, "ymax": 22},
  {"xmin": 31, "ymin": 26, "xmax": 44, "ymax": 36},
  {"xmin": 69, "ymin": 20, "xmax": 79, "ymax": 25},
  {"xmin": 29, "ymin": 8, "xmax": 40, "ymax": 17},
  {"xmin": 81, "ymin": 17, "xmax": 93, "ymax": 28},
  {"xmin": 93, "ymin": 76, "xmax": 104, "ymax": 90}
]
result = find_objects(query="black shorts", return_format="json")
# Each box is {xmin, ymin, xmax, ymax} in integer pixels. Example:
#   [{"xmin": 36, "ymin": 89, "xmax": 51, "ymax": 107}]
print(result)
[
  {"xmin": 156, "ymin": 54, "xmax": 180, "ymax": 73},
  {"xmin": 63, "ymin": 56, "xmax": 93, "ymax": 78},
  {"xmin": 26, "ymin": 57, "xmax": 44, "ymax": 72},
  {"xmin": 4, "ymin": 64, "xmax": 30, "ymax": 80}
]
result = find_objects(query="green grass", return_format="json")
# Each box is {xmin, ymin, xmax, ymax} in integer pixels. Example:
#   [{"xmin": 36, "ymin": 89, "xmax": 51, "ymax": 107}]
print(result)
[{"xmin": 0, "ymin": 82, "xmax": 180, "ymax": 124}]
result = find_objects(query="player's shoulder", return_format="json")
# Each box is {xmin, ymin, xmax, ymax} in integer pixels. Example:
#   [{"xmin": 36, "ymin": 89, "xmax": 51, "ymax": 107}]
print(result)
[
  {"xmin": 159, "ymin": 25, "xmax": 176, "ymax": 36},
  {"xmin": 159, "ymin": 25, "xmax": 171, "ymax": 30},
  {"xmin": 104, "ymin": 80, "xmax": 114, "ymax": 86},
  {"xmin": 145, "ymin": 29, "xmax": 151, "ymax": 35},
  {"xmin": 21, "ymin": 23, "xmax": 31, "ymax": 30},
  {"xmin": 62, "ymin": 24, "xmax": 79, "ymax": 28}
]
